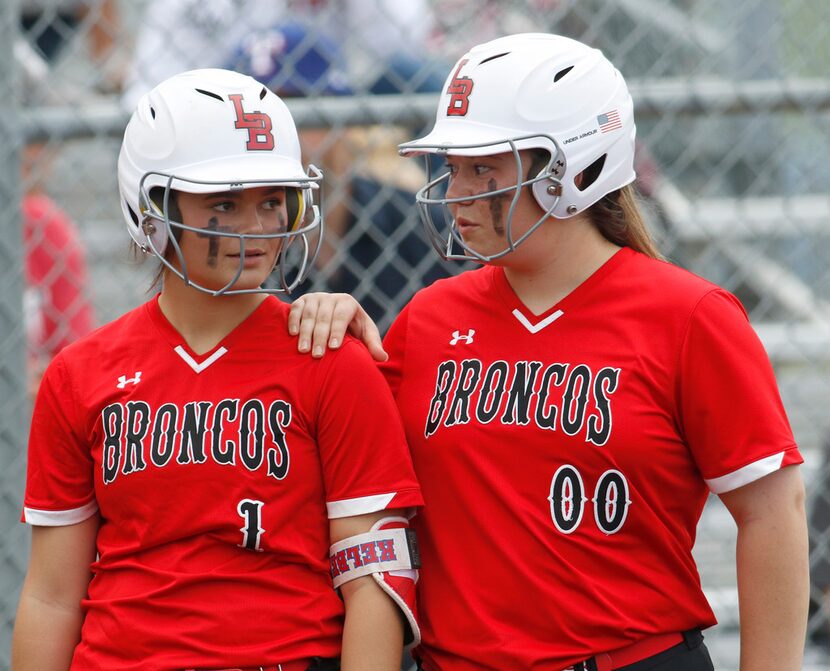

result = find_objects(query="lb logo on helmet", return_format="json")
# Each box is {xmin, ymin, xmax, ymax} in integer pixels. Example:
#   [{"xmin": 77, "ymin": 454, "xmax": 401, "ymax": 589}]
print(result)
[
  {"xmin": 229, "ymin": 93, "xmax": 275, "ymax": 151},
  {"xmin": 446, "ymin": 59, "xmax": 474, "ymax": 117}
]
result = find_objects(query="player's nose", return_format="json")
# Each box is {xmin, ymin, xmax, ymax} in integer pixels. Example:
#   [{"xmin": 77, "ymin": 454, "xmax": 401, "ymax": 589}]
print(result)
[{"xmin": 237, "ymin": 204, "xmax": 277, "ymax": 235}]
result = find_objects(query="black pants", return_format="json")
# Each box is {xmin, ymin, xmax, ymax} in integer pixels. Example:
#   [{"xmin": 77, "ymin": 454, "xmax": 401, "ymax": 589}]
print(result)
[
  {"xmin": 624, "ymin": 641, "xmax": 713, "ymax": 670},
  {"xmin": 612, "ymin": 643, "xmax": 714, "ymax": 670},
  {"xmin": 307, "ymin": 659, "xmax": 340, "ymax": 671},
  {"xmin": 415, "ymin": 631, "xmax": 715, "ymax": 671},
  {"xmin": 582, "ymin": 630, "xmax": 714, "ymax": 671}
]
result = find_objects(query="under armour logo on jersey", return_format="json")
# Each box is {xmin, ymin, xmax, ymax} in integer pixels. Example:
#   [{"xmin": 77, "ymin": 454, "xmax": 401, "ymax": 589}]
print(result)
[
  {"xmin": 116, "ymin": 372, "xmax": 142, "ymax": 388},
  {"xmin": 450, "ymin": 329, "xmax": 475, "ymax": 345}
]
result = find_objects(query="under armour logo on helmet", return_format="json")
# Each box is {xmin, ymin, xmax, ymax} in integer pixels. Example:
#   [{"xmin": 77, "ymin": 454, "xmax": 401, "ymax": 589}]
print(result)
[
  {"xmin": 117, "ymin": 372, "xmax": 142, "ymax": 388},
  {"xmin": 450, "ymin": 329, "xmax": 475, "ymax": 345}
]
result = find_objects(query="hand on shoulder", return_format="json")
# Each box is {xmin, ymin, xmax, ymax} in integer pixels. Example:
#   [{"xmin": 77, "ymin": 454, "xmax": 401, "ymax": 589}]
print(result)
[{"xmin": 288, "ymin": 292, "xmax": 387, "ymax": 362}]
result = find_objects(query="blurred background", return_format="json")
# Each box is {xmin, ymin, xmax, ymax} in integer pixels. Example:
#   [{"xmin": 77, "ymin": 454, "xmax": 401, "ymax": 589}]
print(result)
[{"xmin": 1, "ymin": 1, "xmax": 829, "ymax": 669}]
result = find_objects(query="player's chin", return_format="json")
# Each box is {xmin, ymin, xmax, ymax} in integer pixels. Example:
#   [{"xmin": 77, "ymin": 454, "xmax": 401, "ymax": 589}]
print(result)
[
  {"xmin": 195, "ymin": 264, "xmax": 273, "ymax": 293},
  {"xmin": 233, "ymin": 267, "xmax": 275, "ymax": 290},
  {"xmin": 459, "ymin": 236, "xmax": 497, "ymax": 258},
  {"xmin": 462, "ymin": 240, "xmax": 515, "ymax": 265}
]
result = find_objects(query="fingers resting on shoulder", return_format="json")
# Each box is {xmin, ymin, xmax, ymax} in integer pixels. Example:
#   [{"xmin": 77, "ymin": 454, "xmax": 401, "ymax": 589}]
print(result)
[{"xmin": 288, "ymin": 292, "xmax": 387, "ymax": 362}]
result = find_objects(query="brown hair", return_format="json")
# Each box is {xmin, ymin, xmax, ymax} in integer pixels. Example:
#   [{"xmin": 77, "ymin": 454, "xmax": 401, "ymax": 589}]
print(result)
[
  {"xmin": 141, "ymin": 188, "xmax": 183, "ymax": 291},
  {"xmin": 526, "ymin": 149, "xmax": 663, "ymax": 260},
  {"xmin": 127, "ymin": 241, "xmax": 168, "ymax": 293},
  {"xmin": 587, "ymin": 185, "xmax": 663, "ymax": 260}
]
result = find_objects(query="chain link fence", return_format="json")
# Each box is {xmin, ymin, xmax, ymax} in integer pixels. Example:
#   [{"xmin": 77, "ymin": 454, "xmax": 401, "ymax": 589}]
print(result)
[{"xmin": 2, "ymin": 0, "xmax": 830, "ymax": 668}]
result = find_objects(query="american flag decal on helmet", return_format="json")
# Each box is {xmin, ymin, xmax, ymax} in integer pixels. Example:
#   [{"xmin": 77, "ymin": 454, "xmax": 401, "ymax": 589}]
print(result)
[{"xmin": 597, "ymin": 110, "xmax": 622, "ymax": 133}]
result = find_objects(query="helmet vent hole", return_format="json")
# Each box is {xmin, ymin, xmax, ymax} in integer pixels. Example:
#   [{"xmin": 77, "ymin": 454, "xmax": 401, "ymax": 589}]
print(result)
[
  {"xmin": 553, "ymin": 66, "xmax": 574, "ymax": 82},
  {"xmin": 149, "ymin": 106, "xmax": 156, "ymax": 119},
  {"xmin": 195, "ymin": 88, "xmax": 225, "ymax": 102},
  {"xmin": 478, "ymin": 52, "xmax": 510, "ymax": 65},
  {"xmin": 259, "ymin": 86, "xmax": 267, "ymax": 100},
  {"xmin": 577, "ymin": 154, "xmax": 607, "ymax": 191}
]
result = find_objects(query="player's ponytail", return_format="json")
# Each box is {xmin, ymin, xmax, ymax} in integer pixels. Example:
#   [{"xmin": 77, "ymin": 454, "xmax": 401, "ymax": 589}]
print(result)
[{"xmin": 588, "ymin": 185, "xmax": 663, "ymax": 260}]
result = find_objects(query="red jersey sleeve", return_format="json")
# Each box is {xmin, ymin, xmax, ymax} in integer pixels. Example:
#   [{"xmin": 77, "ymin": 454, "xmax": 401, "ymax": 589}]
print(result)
[
  {"xmin": 676, "ymin": 289, "xmax": 802, "ymax": 493},
  {"xmin": 378, "ymin": 303, "xmax": 412, "ymax": 397},
  {"xmin": 23, "ymin": 354, "xmax": 98, "ymax": 525},
  {"xmin": 314, "ymin": 338, "xmax": 422, "ymax": 518}
]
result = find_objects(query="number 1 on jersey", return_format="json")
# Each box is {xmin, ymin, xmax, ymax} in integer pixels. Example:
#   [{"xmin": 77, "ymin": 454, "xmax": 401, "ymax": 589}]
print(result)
[{"xmin": 237, "ymin": 499, "xmax": 265, "ymax": 551}]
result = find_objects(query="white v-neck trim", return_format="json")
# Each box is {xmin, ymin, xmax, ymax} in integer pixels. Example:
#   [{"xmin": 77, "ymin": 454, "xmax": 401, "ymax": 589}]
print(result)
[
  {"xmin": 511, "ymin": 308, "xmax": 565, "ymax": 334},
  {"xmin": 174, "ymin": 345, "xmax": 228, "ymax": 373}
]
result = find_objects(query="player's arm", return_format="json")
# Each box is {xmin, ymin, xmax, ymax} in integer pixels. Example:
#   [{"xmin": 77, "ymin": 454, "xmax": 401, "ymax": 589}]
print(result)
[
  {"xmin": 718, "ymin": 466, "xmax": 808, "ymax": 671},
  {"xmin": 330, "ymin": 509, "xmax": 414, "ymax": 671},
  {"xmin": 12, "ymin": 515, "xmax": 99, "ymax": 671},
  {"xmin": 288, "ymin": 292, "xmax": 386, "ymax": 361}
]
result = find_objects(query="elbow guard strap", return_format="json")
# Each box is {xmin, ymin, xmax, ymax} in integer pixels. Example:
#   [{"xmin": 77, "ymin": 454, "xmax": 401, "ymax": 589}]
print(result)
[{"xmin": 329, "ymin": 516, "xmax": 421, "ymax": 648}]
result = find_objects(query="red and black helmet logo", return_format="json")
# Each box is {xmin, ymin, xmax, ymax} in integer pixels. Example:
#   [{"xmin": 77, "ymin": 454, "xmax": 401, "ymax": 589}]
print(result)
[
  {"xmin": 446, "ymin": 59, "xmax": 474, "ymax": 117},
  {"xmin": 229, "ymin": 93, "xmax": 275, "ymax": 150}
]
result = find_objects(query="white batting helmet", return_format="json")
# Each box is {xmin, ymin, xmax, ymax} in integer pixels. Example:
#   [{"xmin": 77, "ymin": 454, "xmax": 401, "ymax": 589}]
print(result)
[
  {"xmin": 117, "ymin": 68, "xmax": 323, "ymax": 294},
  {"xmin": 399, "ymin": 33, "xmax": 636, "ymax": 262}
]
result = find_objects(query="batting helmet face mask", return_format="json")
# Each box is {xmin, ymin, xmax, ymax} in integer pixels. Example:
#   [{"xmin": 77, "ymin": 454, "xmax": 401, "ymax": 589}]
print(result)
[
  {"xmin": 117, "ymin": 68, "xmax": 323, "ymax": 295},
  {"xmin": 399, "ymin": 33, "xmax": 636, "ymax": 263}
]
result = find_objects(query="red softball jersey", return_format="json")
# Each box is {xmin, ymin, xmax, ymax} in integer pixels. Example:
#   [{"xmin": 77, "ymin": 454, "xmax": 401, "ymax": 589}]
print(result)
[
  {"xmin": 23, "ymin": 295, "xmax": 423, "ymax": 671},
  {"xmin": 380, "ymin": 247, "xmax": 801, "ymax": 671}
]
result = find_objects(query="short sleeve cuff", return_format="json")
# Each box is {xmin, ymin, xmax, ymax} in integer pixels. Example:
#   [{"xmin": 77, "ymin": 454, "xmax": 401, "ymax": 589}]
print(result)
[
  {"xmin": 705, "ymin": 447, "xmax": 803, "ymax": 494},
  {"xmin": 326, "ymin": 490, "xmax": 423, "ymax": 519},
  {"xmin": 23, "ymin": 500, "xmax": 98, "ymax": 526}
]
